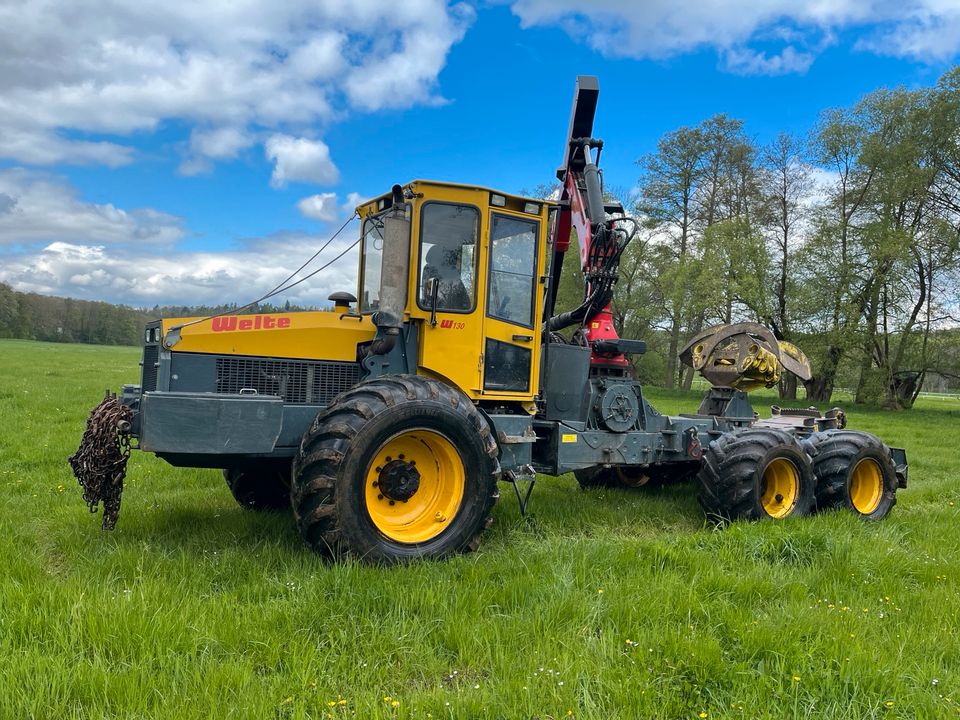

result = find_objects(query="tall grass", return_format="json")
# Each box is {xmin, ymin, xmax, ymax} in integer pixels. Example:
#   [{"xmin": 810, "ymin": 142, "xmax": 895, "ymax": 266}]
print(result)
[{"xmin": 1, "ymin": 339, "xmax": 958, "ymax": 719}]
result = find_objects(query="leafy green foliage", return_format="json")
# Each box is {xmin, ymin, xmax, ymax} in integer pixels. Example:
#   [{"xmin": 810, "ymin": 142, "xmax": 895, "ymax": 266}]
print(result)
[{"xmin": 628, "ymin": 67, "xmax": 960, "ymax": 403}]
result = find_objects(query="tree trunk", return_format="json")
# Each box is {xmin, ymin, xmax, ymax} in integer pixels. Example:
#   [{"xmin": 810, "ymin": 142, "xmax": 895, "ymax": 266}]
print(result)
[
  {"xmin": 854, "ymin": 349, "xmax": 874, "ymax": 404},
  {"xmin": 804, "ymin": 346, "xmax": 842, "ymax": 403},
  {"xmin": 890, "ymin": 372, "xmax": 920, "ymax": 409},
  {"xmin": 665, "ymin": 318, "xmax": 680, "ymax": 389},
  {"xmin": 778, "ymin": 374, "xmax": 797, "ymax": 401}
]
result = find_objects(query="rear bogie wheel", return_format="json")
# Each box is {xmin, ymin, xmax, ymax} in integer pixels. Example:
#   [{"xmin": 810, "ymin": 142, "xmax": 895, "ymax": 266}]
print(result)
[
  {"xmin": 223, "ymin": 462, "xmax": 290, "ymax": 510},
  {"xmin": 696, "ymin": 427, "xmax": 815, "ymax": 522},
  {"xmin": 804, "ymin": 430, "xmax": 898, "ymax": 519},
  {"xmin": 291, "ymin": 375, "xmax": 500, "ymax": 563}
]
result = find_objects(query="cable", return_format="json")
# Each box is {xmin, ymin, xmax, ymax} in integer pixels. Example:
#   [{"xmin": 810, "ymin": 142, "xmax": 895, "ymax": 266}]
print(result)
[
  {"xmin": 261, "ymin": 211, "xmax": 358, "ymax": 299},
  {"xmin": 167, "ymin": 213, "xmax": 360, "ymax": 333},
  {"xmin": 546, "ymin": 214, "xmax": 639, "ymax": 332},
  {"xmin": 257, "ymin": 234, "xmax": 362, "ymax": 301}
]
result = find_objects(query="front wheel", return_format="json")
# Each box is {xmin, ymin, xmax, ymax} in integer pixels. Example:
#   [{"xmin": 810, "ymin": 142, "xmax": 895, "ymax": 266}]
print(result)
[
  {"xmin": 696, "ymin": 427, "xmax": 815, "ymax": 522},
  {"xmin": 291, "ymin": 375, "xmax": 500, "ymax": 563}
]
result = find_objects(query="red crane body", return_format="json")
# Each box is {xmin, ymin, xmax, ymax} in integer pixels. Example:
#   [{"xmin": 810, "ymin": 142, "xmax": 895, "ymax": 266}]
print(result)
[{"xmin": 551, "ymin": 75, "xmax": 631, "ymax": 369}]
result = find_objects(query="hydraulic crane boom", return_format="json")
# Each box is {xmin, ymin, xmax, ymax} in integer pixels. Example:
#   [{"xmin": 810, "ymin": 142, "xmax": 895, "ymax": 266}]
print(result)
[{"xmin": 547, "ymin": 75, "xmax": 641, "ymax": 370}]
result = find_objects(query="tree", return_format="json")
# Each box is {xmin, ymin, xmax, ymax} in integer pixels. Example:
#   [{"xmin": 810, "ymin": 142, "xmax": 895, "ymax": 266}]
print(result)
[
  {"xmin": 636, "ymin": 126, "xmax": 704, "ymax": 388},
  {"xmin": 0, "ymin": 283, "xmax": 18, "ymax": 338},
  {"xmin": 760, "ymin": 133, "xmax": 812, "ymax": 399}
]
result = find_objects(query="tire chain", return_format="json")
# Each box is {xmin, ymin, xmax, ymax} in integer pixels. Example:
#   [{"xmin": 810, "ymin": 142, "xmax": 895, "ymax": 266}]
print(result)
[{"xmin": 68, "ymin": 393, "xmax": 133, "ymax": 530}]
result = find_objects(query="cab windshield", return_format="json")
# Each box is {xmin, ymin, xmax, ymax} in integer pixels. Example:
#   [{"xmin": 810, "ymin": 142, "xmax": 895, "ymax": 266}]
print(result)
[{"xmin": 360, "ymin": 213, "xmax": 386, "ymax": 312}]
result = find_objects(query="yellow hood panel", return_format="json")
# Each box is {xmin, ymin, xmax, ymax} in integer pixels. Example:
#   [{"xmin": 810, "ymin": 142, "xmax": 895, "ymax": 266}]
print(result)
[{"xmin": 162, "ymin": 312, "xmax": 376, "ymax": 362}]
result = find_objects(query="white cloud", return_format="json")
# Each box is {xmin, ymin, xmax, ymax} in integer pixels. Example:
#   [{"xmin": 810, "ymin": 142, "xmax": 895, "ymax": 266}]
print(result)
[
  {"xmin": 297, "ymin": 193, "xmax": 339, "ymax": 222},
  {"xmin": 856, "ymin": 3, "xmax": 960, "ymax": 62},
  {"xmin": 344, "ymin": 4, "xmax": 474, "ymax": 111},
  {"xmin": 0, "ymin": 193, "xmax": 17, "ymax": 215},
  {"xmin": 722, "ymin": 46, "xmax": 816, "ymax": 76},
  {"xmin": 0, "ymin": 129, "xmax": 134, "ymax": 167},
  {"xmin": 1, "ymin": 233, "xmax": 361, "ymax": 307},
  {"xmin": 0, "ymin": 169, "xmax": 183, "ymax": 247},
  {"xmin": 0, "ymin": 0, "xmax": 474, "ymax": 169},
  {"xmin": 179, "ymin": 126, "xmax": 254, "ymax": 175},
  {"xmin": 266, "ymin": 135, "xmax": 339, "ymax": 188},
  {"xmin": 342, "ymin": 192, "xmax": 368, "ymax": 213},
  {"xmin": 509, "ymin": 1, "xmax": 960, "ymax": 72},
  {"xmin": 0, "ymin": 169, "xmax": 360, "ymax": 306},
  {"xmin": 189, "ymin": 127, "xmax": 253, "ymax": 160}
]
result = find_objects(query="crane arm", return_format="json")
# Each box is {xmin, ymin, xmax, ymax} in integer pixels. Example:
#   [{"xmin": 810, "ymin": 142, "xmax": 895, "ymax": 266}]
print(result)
[{"xmin": 546, "ymin": 76, "xmax": 639, "ymax": 369}]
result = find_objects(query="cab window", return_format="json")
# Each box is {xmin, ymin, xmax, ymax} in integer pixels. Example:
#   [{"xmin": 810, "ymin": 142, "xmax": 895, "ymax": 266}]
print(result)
[
  {"xmin": 360, "ymin": 215, "xmax": 385, "ymax": 312},
  {"xmin": 487, "ymin": 214, "xmax": 538, "ymax": 327},
  {"xmin": 418, "ymin": 203, "xmax": 479, "ymax": 313}
]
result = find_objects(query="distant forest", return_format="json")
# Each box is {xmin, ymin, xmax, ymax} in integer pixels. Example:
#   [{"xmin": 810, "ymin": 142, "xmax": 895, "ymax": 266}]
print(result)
[{"xmin": 0, "ymin": 282, "xmax": 316, "ymax": 347}]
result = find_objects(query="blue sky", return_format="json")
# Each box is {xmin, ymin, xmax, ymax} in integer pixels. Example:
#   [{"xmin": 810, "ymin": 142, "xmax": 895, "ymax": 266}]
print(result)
[{"xmin": 1, "ymin": 0, "xmax": 957, "ymax": 307}]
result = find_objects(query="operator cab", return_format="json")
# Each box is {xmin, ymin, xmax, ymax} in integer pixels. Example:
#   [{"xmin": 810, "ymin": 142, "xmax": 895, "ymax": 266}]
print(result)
[{"xmin": 354, "ymin": 181, "xmax": 552, "ymax": 406}]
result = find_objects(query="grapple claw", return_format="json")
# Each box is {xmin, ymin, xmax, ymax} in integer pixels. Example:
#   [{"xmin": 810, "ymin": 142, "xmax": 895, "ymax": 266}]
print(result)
[{"xmin": 680, "ymin": 322, "xmax": 812, "ymax": 391}]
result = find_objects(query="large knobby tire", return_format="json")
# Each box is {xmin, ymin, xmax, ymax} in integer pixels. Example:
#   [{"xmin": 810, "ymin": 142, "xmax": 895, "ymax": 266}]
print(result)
[
  {"xmin": 291, "ymin": 375, "xmax": 500, "ymax": 564},
  {"xmin": 575, "ymin": 462, "xmax": 700, "ymax": 490},
  {"xmin": 223, "ymin": 462, "xmax": 290, "ymax": 510},
  {"xmin": 804, "ymin": 430, "xmax": 898, "ymax": 519},
  {"xmin": 697, "ymin": 427, "xmax": 815, "ymax": 522}
]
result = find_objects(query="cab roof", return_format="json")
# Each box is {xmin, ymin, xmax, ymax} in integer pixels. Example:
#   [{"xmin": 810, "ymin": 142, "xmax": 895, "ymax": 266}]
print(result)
[{"xmin": 357, "ymin": 179, "xmax": 557, "ymax": 217}]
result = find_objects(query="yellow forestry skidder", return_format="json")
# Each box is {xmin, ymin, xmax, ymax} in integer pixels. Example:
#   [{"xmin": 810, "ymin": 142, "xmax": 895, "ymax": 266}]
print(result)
[{"xmin": 70, "ymin": 77, "xmax": 908, "ymax": 563}]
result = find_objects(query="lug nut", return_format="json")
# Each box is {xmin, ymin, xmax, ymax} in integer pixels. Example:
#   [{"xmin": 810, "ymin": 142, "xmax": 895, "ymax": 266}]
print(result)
[
  {"xmin": 372, "ymin": 481, "xmax": 378, "ymax": 488},
  {"xmin": 389, "ymin": 500, "xmax": 395, "ymax": 506},
  {"xmin": 377, "ymin": 494, "xmax": 384, "ymax": 500},
  {"xmin": 435, "ymin": 512, "xmax": 446, "ymax": 522}
]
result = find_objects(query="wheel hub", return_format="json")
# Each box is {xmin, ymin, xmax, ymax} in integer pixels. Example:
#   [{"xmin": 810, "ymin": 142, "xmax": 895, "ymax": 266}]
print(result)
[{"xmin": 377, "ymin": 458, "xmax": 421, "ymax": 502}]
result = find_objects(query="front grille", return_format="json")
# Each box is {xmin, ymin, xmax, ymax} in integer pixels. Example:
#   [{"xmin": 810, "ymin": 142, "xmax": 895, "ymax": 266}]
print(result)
[
  {"xmin": 215, "ymin": 357, "xmax": 359, "ymax": 404},
  {"xmin": 141, "ymin": 344, "xmax": 159, "ymax": 391}
]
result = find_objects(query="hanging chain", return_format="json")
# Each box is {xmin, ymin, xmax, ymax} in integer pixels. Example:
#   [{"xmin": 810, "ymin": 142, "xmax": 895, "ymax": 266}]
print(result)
[{"xmin": 68, "ymin": 392, "xmax": 133, "ymax": 530}]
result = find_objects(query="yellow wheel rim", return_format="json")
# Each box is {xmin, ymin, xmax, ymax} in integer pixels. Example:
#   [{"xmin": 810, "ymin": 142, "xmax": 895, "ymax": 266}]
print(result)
[
  {"xmin": 364, "ymin": 429, "xmax": 465, "ymax": 544},
  {"xmin": 760, "ymin": 458, "xmax": 800, "ymax": 519},
  {"xmin": 850, "ymin": 458, "xmax": 883, "ymax": 514}
]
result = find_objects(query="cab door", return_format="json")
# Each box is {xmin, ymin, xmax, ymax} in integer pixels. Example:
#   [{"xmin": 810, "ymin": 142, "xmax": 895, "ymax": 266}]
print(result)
[
  {"xmin": 481, "ymin": 212, "xmax": 541, "ymax": 400},
  {"xmin": 414, "ymin": 200, "xmax": 485, "ymax": 394}
]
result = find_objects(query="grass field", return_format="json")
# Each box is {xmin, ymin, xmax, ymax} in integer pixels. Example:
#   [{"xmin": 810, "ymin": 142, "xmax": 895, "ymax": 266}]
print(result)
[{"xmin": 2, "ymin": 339, "xmax": 959, "ymax": 719}]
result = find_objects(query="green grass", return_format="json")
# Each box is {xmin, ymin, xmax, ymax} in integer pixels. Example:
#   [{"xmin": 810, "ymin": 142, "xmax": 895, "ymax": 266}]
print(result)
[{"xmin": 2, "ymin": 338, "xmax": 959, "ymax": 719}]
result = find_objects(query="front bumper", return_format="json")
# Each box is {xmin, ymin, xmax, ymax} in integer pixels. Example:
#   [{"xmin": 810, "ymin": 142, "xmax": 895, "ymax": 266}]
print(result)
[{"xmin": 134, "ymin": 390, "xmax": 284, "ymax": 455}]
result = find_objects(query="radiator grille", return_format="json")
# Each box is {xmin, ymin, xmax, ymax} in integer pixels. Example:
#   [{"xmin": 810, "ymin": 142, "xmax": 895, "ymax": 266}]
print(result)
[
  {"xmin": 141, "ymin": 344, "xmax": 159, "ymax": 391},
  {"xmin": 215, "ymin": 357, "xmax": 359, "ymax": 404}
]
